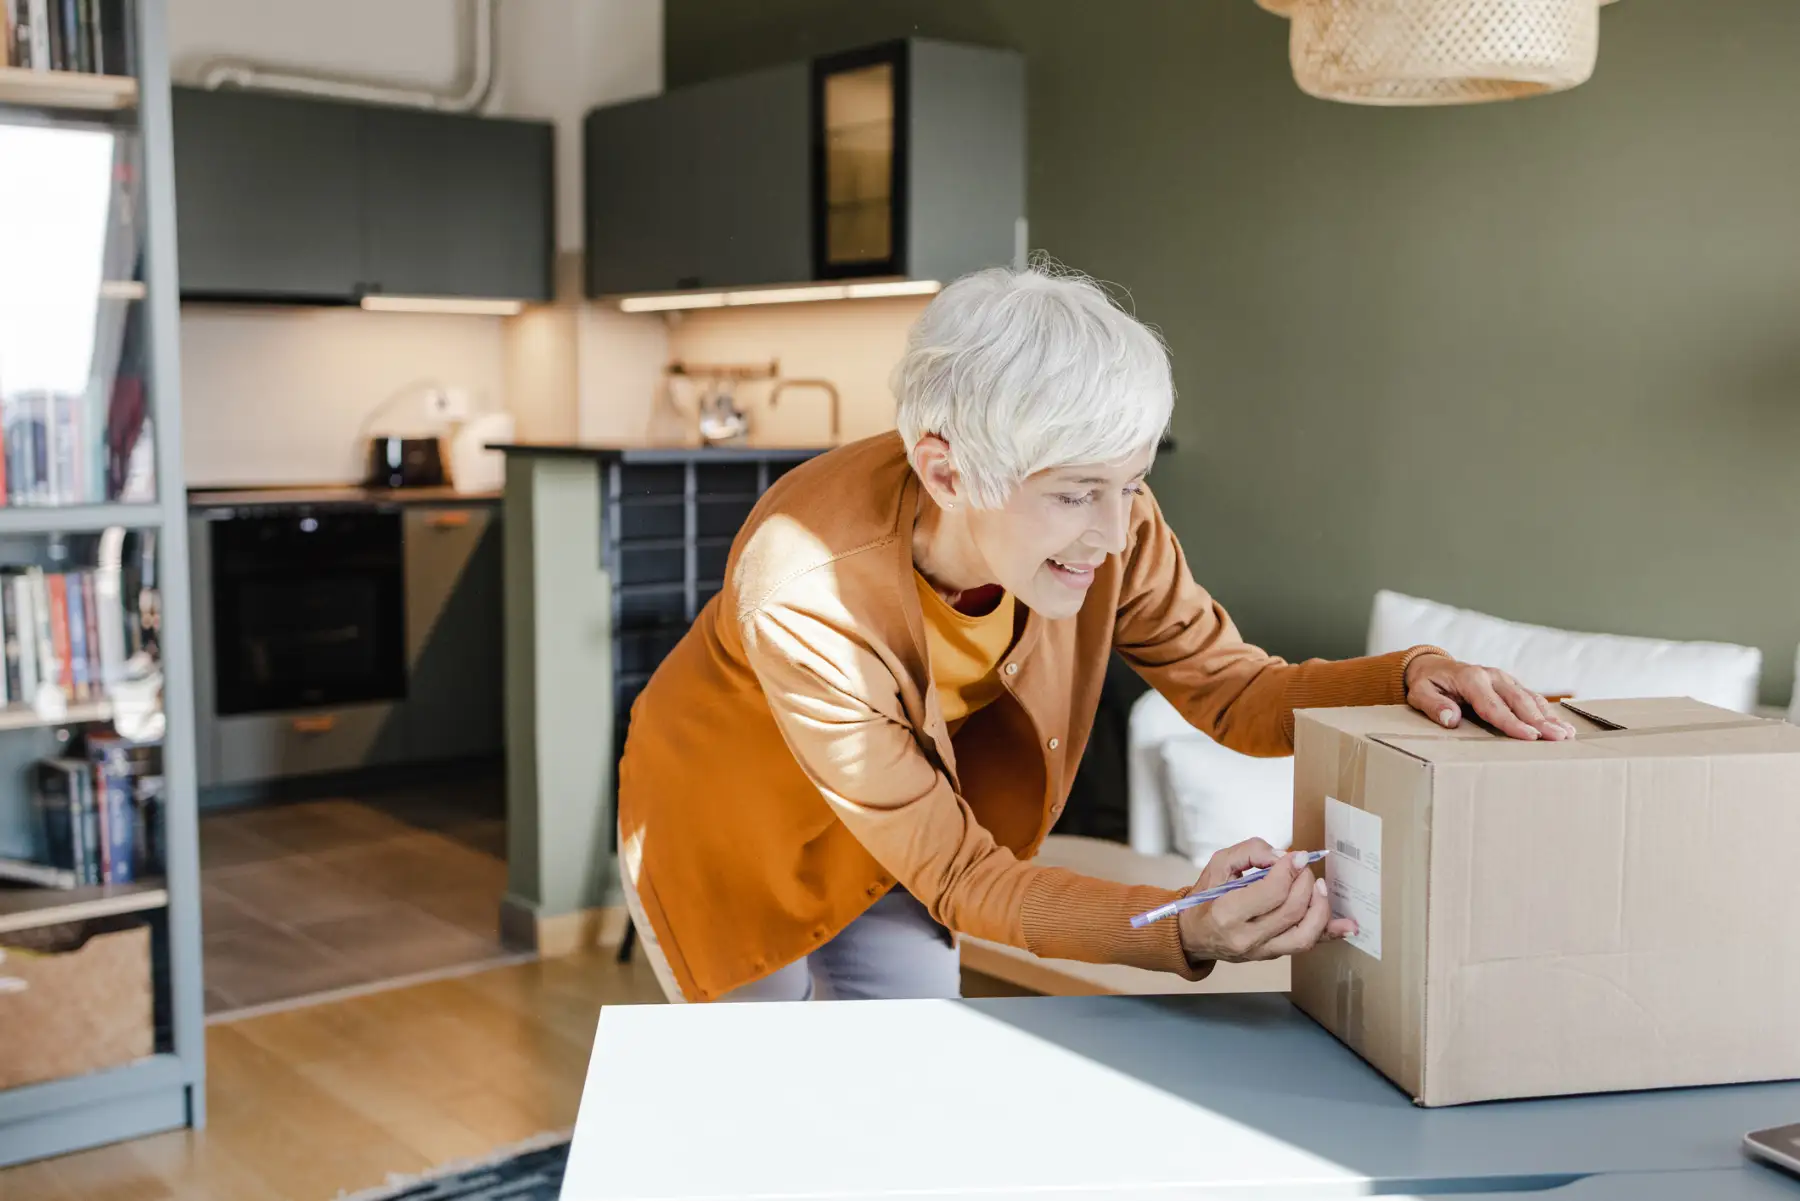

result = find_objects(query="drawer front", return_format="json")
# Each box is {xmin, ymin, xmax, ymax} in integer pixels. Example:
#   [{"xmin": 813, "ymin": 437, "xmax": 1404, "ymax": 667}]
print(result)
[
  {"xmin": 618, "ymin": 585, "xmax": 686, "ymax": 627},
  {"xmin": 213, "ymin": 704, "xmax": 408, "ymax": 786},
  {"xmin": 618, "ymin": 498, "xmax": 684, "ymax": 541},
  {"xmin": 696, "ymin": 498, "xmax": 755, "ymax": 539},
  {"xmin": 695, "ymin": 539, "xmax": 732, "ymax": 582},
  {"xmin": 619, "ymin": 463, "xmax": 686, "ymax": 496},
  {"xmin": 694, "ymin": 462, "xmax": 759, "ymax": 494},
  {"xmin": 618, "ymin": 544, "xmax": 686, "ymax": 587}
]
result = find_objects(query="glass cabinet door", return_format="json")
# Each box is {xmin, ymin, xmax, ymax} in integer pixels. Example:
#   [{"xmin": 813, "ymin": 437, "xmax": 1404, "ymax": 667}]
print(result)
[{"xmin": 812, "ymin": 42, "xmax": 906, "ymax": 279}]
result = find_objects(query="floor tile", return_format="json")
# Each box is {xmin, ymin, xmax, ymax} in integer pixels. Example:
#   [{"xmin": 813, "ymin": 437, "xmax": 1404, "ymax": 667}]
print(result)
[
  {"xmin": 202, "ymin": 927, "xmax": 362, "ymax": 1010},
  {"xmin": 198, "ymin": 819, "xmax": 286, "ymax": 870},
  {"xmin": 407, "ymin": 886, "xmax": 505, "ymax": 939},
  {"xmin": 215, "ymin": 799, "xmax": 411, "ymax": 855},
  {"xmin": 206, "ymin": 855, "xmax": 391, "ymax": 927},
  {"xmin": 295, "ymin": 903, "xmax": 505, "ymax": 980},
  {"xmin": 199, "ymin": 884, "xmax": 268, "ymax": 939},
  {"xmin": 312, "ymin": 833, "xmax": 506, "ymax": 899}
]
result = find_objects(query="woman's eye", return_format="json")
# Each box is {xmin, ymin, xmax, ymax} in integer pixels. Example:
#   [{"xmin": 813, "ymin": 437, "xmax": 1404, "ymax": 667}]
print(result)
[
  {"xmin": 1055, "ymin": 493, "xmax": 1093, "ymax": 507},
  {"xmin": 1125, "ymin": 484, "xmax": 1145, "ymax": 497}
]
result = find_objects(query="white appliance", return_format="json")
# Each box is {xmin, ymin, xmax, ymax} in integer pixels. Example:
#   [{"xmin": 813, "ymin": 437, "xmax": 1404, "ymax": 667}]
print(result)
[{"xmin": 448, "ymin": 411, "xmax": 514, "ymax": 494}]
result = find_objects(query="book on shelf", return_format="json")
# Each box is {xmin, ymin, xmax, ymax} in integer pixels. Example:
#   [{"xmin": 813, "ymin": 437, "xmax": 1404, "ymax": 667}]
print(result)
[
  {"xmin": 2, "ymin": 0, "xmax": 134, "ymax": 75},
  {"xmin": 0, "ymin": 536, "xmax": 154, "ymax": 715},
  {"xmin": 27, "ymin": 730, "xmax": 162, "ymax": 888}
]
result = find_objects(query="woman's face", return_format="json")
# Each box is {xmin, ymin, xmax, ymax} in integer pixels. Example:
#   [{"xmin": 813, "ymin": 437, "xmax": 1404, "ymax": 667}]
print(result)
[{"xmin": 959, "ymin": 445, "xmax": 1156, "ymax": 620}]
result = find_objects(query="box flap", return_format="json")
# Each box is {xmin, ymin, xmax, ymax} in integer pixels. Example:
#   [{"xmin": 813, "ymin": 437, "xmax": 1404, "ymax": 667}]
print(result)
[
  {"xmin": 1558, "ymin": 696, "xmax": 1756, "ymax": 730},
  {"xmin": 1373, "ymin": 713, "xmax": 1800, "ymax": 765}
]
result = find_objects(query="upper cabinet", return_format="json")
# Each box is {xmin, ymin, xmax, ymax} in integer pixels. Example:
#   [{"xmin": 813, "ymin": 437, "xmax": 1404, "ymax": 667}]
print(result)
[
  {"xmin": 172, "ymin": 87, "xmax": 553, "ymax": 304},
  {"xmin": 584, "ymin": 38, "xmax": 1025, "ymax": 298},
  {"xmin": 585, "ymin": 64, "xmax": 811, "ymax": 296},
  {"xmin": 360, "ymin": 107, "xmax": 553, "ymax": 302},
  {"xmin": 171, "ymin": 88, "xmax": 365, "ymax": 301}
]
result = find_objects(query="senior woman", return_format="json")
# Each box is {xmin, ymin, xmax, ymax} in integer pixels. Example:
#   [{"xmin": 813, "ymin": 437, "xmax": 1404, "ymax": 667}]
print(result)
[{"xmin": 617, "ymin": 264, "xmax": 1572, "ymax": 1004}]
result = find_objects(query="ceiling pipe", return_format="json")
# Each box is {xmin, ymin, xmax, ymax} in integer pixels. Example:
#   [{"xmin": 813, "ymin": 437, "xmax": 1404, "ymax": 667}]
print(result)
[{"xmin": 200, "ymin": 0, "xmax": 496, "ymax": 113}]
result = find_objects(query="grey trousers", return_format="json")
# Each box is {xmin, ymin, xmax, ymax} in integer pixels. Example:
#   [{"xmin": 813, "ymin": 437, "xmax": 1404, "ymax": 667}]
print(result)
[{"xmin": 621, "ymin": 865, "xmax": 963, "ymax": 1003}]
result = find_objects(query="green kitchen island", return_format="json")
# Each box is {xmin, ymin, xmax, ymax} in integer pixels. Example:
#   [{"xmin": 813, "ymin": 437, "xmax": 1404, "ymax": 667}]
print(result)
[{"xmin": 492, "ymin": 441, "xmax": 826, "ymax": 954}]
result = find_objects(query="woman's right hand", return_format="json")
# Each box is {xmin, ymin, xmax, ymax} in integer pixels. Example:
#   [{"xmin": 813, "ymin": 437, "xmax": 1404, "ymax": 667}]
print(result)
[{"xmin": 1176, "ymin": 838, "xmax": 1356, "ymax": 969}]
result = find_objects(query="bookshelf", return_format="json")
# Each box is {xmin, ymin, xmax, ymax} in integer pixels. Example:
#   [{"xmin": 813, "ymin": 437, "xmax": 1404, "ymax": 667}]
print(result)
[
  {"xmin": 0, "ymin": 878, "xmax": 165, "ymax": 935},
  {"xmin": 0, "ymin": 66, "xmax": 138, "ymax": 112},
  {"xmin": 0, "ymin": 0, "xmax": 205, "ymax": 1167}
]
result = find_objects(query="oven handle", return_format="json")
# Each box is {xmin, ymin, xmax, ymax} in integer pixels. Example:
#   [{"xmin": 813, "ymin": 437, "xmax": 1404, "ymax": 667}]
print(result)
[{"xmin": 292, "ymin": 715, "xmax": 337, "ymax": 735}]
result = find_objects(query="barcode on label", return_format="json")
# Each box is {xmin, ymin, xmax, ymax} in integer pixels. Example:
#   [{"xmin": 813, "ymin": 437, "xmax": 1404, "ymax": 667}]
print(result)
[{"xmin": 1334, "ymin": 840, "xmax": 1362, "ymax": 862}]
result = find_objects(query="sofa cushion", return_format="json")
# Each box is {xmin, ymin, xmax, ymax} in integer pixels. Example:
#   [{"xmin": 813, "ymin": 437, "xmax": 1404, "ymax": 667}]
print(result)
[
  {"xmin": 1156, "ymin": 736, "xmax": 1294, "ymax": 867},
  {"xmin": 1366, "ymin": 589, "xmax": 1763, "ymax": 713}
]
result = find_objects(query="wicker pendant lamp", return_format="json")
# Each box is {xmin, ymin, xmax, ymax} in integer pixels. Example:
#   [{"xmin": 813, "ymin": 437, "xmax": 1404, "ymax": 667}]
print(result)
[{"xmin": 1257, "ymin": 0, "xmax": 1620, "ymax": 106}]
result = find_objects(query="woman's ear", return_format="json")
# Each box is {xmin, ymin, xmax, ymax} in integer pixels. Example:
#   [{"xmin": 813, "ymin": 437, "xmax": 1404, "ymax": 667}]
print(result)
[{"xmin": 909, "ymin": 434, "xmax": 964, "ymax": 509}]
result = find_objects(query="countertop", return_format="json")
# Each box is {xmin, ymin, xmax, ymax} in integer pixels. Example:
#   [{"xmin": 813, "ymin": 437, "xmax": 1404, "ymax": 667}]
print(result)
[
  {"xmin": 188, "ymin": 485, "xmax": 502, "ymax": 509},
  {"xmin": 489, "ymin": 440, "xmax": 834, "ymax": 462},
  {"xmin": 491, "ymin": 434, "xmax": 1179, "ymax": 461}
]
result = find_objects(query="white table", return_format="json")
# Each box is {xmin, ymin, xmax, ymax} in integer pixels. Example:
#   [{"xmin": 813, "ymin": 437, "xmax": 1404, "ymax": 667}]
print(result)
[{"xmin": 561, "ymin": 992, "xmax": 1800, "ymax": 1200}]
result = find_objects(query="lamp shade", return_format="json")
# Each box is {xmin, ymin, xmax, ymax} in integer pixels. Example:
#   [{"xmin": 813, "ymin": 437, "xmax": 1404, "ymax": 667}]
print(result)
[{"xmin": 1265, "ymin": 0, "xmax": 1618, "ymax": 106}]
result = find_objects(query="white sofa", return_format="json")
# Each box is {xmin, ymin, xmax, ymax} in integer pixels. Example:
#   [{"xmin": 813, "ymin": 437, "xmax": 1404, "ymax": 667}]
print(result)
[{"xmin": 962, "ymin": 589, "xmax": 1766, "ymax": 996}]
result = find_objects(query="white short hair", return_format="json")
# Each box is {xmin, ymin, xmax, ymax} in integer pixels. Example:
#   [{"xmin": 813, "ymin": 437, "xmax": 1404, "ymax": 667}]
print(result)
[{"xmin": 891, "ymin": 262, "xmax": 1173, "ymax": 509}]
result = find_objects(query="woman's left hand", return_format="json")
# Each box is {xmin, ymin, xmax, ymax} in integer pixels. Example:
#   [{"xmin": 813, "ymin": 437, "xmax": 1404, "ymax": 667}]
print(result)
[{"xmin": 1404, "ymin": 654, "xmax": 1577, "ymax": 741}]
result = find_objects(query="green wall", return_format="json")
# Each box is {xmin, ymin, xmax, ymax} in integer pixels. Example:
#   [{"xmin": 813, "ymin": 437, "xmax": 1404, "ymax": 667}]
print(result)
[{"xmin": 667, "ymin": 0, "xmax": 1800, "ymax": 706}]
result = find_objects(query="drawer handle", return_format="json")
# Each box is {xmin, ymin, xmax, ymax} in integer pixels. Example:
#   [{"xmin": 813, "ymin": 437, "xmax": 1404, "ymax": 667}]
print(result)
[
  {"xmin": 426, "ymin": 512, "xmax": 472, "ymax": 529},
  {"xmin": 292, "ymin": 716, "xmax": 337, "ymax": 735}
]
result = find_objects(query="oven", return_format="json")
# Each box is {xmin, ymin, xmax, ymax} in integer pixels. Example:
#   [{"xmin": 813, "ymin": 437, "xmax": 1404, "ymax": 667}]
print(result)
[{"xmin": 208, "ymin": 507, "xmax": 407, "ymax": 716}]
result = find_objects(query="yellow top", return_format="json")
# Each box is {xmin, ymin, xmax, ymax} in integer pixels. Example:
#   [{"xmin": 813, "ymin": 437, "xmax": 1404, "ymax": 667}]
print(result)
[{"xmin": 913, "ymin": 573, "xmax": 1017, "ymax": 730}]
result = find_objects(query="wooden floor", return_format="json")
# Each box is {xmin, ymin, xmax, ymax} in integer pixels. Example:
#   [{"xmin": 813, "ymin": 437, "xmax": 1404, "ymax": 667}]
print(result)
[
  {"xmin": 0, "ymin": 950, "xmax": 667, "ymax": 1201},
  {"xmin": 1, "ymin": 951, "xmax": 1032, "ymax": 1201}
]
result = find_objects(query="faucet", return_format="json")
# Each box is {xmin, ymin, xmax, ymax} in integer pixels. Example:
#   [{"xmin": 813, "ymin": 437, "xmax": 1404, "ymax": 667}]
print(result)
[{"xmin": 768, "ymin": 379, "xmax": 842, "ymax": 444}]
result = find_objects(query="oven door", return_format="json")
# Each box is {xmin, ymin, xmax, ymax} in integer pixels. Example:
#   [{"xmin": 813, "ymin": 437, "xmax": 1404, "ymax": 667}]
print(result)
[{"xmin": 210, "ymin": 508, "xmax": 408, "ymax": 716}]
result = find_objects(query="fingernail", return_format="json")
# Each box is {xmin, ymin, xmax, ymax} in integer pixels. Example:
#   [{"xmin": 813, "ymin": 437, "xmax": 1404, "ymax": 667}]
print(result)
[
  {"xmin": 1291, "ymin": 851, "xmax": 1308, "ymax": 870},
  {"xmin": 1313, "ymin": 877, "xmax": 1326, "ymax": 897},
  {"xmin": 1523, "ymin": 727, "xmax": 1539, "ymax": 740},
  {"xmin": 1439, "ymin": 710, "xmax": 1457, "ymax": 727}
]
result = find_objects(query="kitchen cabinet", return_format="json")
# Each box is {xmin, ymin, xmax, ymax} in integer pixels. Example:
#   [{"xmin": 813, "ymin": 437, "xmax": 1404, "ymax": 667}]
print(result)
[
  {"xmin": 172, "ymin": 87, "xmax": 553, "ymax": 303},
  {"xmin": 363, "ymin": 108, "xmax": 553, "ymax": 302},
  {"xmin": 402, "ymin": 504, "xmax": 504, "ymax": 762},
  {"xmin": 212, "ymin": 704, "xmax": 409, "ymax": 788},
  {"xmin": 171, "ymin": 87, "xmax": 364, "ymax": 301},
  {"xmin": 582, "ymin": 38, "xmax": 1024, "ymax": 297},
  {"xmin": 189, "ymin": 499, "xmax": 503, "ymax": 798},
  {"xmin": 584, "ymin": 63, "xmax": 811, "ymax": 296},
  {"xmin": 813, "ymin": 39, "xmax": 1026, "ymax": 285}
]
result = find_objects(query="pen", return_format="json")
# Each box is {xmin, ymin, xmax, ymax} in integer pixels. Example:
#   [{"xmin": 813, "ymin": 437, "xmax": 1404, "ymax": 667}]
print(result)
[{"xmin": 1128, "ymin": 849, "xmax": 1330, "ymax": 929}]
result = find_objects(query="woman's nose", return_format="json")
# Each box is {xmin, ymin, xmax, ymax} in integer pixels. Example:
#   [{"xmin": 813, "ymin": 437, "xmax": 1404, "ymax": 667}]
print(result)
[{"xmin": 1090, "ymin": 496, "xmax": 1131, "ymax": 555}]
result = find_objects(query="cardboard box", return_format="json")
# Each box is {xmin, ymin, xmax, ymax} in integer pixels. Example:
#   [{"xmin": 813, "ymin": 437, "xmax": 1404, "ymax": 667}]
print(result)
[
  {"xmin": 0, "ymin": 919, "xmax": 152, "ymax": 1090},
  {"xmin": 1291, "ymin": 697, "xmax": 1800, "ymax": 1107}
]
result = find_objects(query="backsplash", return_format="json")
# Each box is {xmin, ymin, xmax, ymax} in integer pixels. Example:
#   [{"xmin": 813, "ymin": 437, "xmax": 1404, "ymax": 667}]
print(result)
[
  {"xmin": 180, "ymin": 306, "xmax": 507, "ymax": 487},
  {"xmin": 659, "ymin": 294, "xmax": 930, "ymax": 446}
]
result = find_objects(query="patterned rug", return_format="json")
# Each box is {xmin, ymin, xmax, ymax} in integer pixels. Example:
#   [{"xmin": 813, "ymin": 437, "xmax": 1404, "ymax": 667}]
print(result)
[{"xmin": 338, "ymin": 1133, "xmax": 570, "ymax": 1201}]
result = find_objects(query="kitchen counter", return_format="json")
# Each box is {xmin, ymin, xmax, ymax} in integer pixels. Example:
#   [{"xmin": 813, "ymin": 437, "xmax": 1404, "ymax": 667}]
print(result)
[
  {"xmin": 188, "ymin": 485, "xmax": 501, "ymax": 509},
  {"xmin": 489, "ymin": 440, "xmax": 832, "ymax": 463},
  {"xmin": 491, "ymin": 434, "xmax": 1177, "ymax": 461}
]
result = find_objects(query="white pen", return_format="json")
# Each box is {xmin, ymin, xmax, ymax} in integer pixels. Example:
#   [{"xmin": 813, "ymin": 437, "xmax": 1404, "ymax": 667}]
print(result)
[{"xmin": 1129, "ymin": 849, "xmax": 1330, "ymax": 929}]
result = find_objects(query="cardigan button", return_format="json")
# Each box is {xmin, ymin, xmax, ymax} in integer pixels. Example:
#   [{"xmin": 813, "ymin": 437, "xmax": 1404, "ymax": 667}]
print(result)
[
  {"xmin": 1048, "ymin": 737, "xmax": 1060, "ymax": 751},
  {"xmin": 1004, "ymin": 663, "xmax": 1019, "ymax": 676}
]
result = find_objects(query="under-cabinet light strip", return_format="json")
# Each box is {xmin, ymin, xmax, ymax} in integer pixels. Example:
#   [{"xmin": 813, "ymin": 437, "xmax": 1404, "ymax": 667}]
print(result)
[
  {"xmin": 618, "ymin": 279, "xmax": 942, "ymax": 314},
  {"xmin": 360, "ymin": 296, "xmax": 527, "ymax": 316}
]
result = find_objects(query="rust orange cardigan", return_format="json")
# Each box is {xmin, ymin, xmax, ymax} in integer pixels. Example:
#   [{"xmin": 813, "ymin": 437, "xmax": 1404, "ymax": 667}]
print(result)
[{"xmin": 618, "ymin": 434, "xmax": 1437, "ymax": 1002}]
